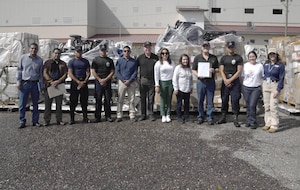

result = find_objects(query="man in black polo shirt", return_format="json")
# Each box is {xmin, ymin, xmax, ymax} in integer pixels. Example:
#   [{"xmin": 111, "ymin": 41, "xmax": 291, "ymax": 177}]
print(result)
[
  {"xmin": 91, "ymin": 44, "xmax": 115, "ymax": 122},
  {"xmin": 216, "ymin": 41, "xmax": 243, "ymax": 127},
  {"xmin": 192, "ymin": 41, "xmax": 219, "ymax": 125},
  {"xmin": 136, "ymin": 41, "xmax": 159, "ymax": 121}
]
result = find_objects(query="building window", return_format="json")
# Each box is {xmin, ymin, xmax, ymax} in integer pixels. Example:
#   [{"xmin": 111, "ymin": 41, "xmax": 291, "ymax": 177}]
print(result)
[
  {"xmin": 245, "ymin": 8, "xmax": 254, "ymax": 14},
  {"xmin": 250, "ymin": 39, "xmax": 255, "ymax": 44},
  {"xmin": 63, "ymin": 17, "xmax": 72, "ymax": 24},
  {"xmin": 211, "ymin": 8, "xmax": 221, "ymax": 13},
  {"xmin": 273, "ymin": 9, "xmax": 282, "ymax": 14}
]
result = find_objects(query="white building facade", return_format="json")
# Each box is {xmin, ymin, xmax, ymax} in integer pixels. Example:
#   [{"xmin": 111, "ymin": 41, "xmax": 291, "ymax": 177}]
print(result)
[{"xmin": 0, "ymin": 0, "xmax": 299, "ymax": 45}]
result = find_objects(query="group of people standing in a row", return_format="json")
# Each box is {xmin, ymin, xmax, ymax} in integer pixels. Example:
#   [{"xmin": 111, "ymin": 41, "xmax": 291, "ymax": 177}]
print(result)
[{"xmin": 16, "ymin": 40, "xmax": 285, "ymax": 133}]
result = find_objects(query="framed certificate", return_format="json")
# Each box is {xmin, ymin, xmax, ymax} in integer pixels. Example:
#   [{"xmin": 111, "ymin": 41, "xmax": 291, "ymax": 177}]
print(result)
[{"xmin": 197, "ymin": 62, "xmax": 211, "ymax": 78}]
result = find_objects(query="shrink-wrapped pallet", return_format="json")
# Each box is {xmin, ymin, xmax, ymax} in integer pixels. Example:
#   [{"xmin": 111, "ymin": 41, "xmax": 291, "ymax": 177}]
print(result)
[
  {"xmin": 38, "ymin": 39, "xmax": 60, "ymax": 61},
  {"xmin": 0, "ymin": 32, "xmax": 39, "ymax": 68}
]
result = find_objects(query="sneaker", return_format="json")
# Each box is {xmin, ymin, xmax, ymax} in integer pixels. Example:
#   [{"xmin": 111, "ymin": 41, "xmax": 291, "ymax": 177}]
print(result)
[
  {"xmin": 207, "ymin": 120, "xmax": 214, "ymax": 125},
  {"xmin": 262, "ymin": 125, "xmax": 270, "ymax": 131},
  {"xmin": 115, "ymin": 118, "xmax": 123, "ymax": 122},
  {"xmin": 130, "ymin": 117, "xmax": 138, "ymax": 122},
  {"xmin": 57, "ymin": 121, "xmax": 66, "ymax": 126},
  {"xmin": 197, "ymin": 118, "xmax": 204, "ymax": 125},
  {"xmin": 162, "ymin": 116, "xmax": 167, "ymax": 123},
  {"xmin": 166, "ymin": 115, "xmax": 171, "ymax": 123},
  {"xmin": 33, "ymin": 122, "xmax": 43, "ymax": 127},
  {"xmin": 138, "ymin": 115, "xmax": 146, "ymax": 121},
  {"xmin": 106, "ymin": 118, "xmax": 114, "ymax": 122},
  {"xmin": 19, "ymin": 123, "xmax": 26, "ymax": 129},
  {"xmin": 268, "ymin": 127, "xmax": 277, "ymax": 133}
]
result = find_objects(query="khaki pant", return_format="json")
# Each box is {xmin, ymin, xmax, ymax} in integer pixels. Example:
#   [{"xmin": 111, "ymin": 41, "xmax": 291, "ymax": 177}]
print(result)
[
  {"xmin": 262, "ymin": 81, "xmax": 279, "ymax": 129},
  {"xmin": 117, "ymin": 80, "xmax": 137, "ymax": 119}
]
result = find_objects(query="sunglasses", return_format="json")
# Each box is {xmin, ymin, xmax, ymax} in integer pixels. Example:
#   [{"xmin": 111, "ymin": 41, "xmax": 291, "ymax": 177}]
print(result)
[
  {"xmin": 123, "ymin": 50, "xmax": 130, "ymax": 52},
  {"xmin": 161, "ymin": 52, "xmax": 169, "ymax": 55}
]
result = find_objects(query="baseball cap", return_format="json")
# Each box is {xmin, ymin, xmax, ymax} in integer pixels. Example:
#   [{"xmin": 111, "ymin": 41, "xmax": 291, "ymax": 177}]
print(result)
[
  {"xmin": 100, "ymin": 44, "xmax": 107, "ymax": 51},
  {"xmin": 144, "ymin": 41, "xmax": 152, "ymax": 47},
  {"xmin": 74, "ymin": 46, "xmax": 82, "ymax": 52},
  {"xmin": 268, "ymin": 47, "xmax": 277, "ymax": 54},
  {"xmin": 226, "ymin": 41, "xmax": 235, "ymax": 48},
  {"xmin": 202, "ymin": 41, "xmax": 210, "ymax": 46}
]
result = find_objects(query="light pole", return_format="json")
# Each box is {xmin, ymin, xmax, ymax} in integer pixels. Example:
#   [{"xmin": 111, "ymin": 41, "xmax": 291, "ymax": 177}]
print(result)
[{"xmin": 281, "ymin": 0, "xmax": 289, "ymax": 36}]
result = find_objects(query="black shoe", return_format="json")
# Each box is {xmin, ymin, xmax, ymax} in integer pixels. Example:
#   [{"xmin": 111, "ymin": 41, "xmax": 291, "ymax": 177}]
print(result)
[
  {"xmin": 245, "ymin": 123, "xmax": 250, "ymax": 127},
  {"xmin": 93, "ymin": 118, "xmax": 101, "ymax": 123},
  {"xmin": 250, "ymin": 124, "xmax": 258, "ymax": 129},
  {"xmin": 106, "ymin": 118, "xmax": 114, "ymax": 122},
  {"xmin": 131, "ymin": 118, "xmax": 138, "ymax": 122},
  {"xmin": 57, "ymin": 121, "xmax": 66, "ymax": 126},
  {"xmin": 19, "ymin": 123, "xmax": 26, "ymax": 129},
  {"xmin": 83, "ymin": 118, "xmax": 91, "ymax": 123},
  {"xmin": 115, "ymin": 118, "xmax": 122, "ymax": 122},
  {"xmin": 197, "ymin": 119, "xmax": 204, "ymax": 125},
  {"xmin": 44, "ymin": 121, "xmax": 50, "ymax": 127},
  {"xmin": 207, "ymin": 120, "xmax": 214, "ymax": 125},
  {"xmin": 178, "ymin": 118, "xmax": 185, "ymax": 124},
  {"xmin": 69, "ymin": 120, "xmax": 75, "ymax": 125},
  {"xmin": 138, "ymin": 115, "xmax": 146, "ymax": 121},
  {"xmin": 216, "ymin": 118, "xmax": 226, "ymax": 124},
  {"xmin": 149, "ymin": 115, "xmax": 156, "ymax": 121},
  {"xmin": 33, "ymin": 122, "xmax": 43, "ymax": 127},
  {"xmin": 234, "ymin": 121, "xmax": 241, "ymax": 127}
]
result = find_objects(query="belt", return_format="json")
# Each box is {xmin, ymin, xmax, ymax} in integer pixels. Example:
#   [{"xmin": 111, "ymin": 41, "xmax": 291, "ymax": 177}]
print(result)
[
  {"xmin": 22, "ymin": 80, "xmax": 39, "ymax": 83},
  {"xmin": 198, "ymin": 78, "xmax": 214, "ymax": 82}
]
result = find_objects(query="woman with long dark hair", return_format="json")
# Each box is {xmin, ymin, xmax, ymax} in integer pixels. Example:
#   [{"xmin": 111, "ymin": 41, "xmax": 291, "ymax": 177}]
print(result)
[{"xmin": 154, "ymin": 48, "xmax": 176, "ymax": 123}]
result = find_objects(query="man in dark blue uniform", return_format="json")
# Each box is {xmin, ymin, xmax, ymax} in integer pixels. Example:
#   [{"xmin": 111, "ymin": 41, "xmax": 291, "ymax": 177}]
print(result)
[
  {"xmin": 68, "ymin": 46, "xmax": 91, "ymax": 124},
  {"xmin": 91, "ymin": 44, "xmax": 115, "ymax": 123},
  {"xmin": 216, "ymin": 41, "xmax": 243, "ymax": 127}
]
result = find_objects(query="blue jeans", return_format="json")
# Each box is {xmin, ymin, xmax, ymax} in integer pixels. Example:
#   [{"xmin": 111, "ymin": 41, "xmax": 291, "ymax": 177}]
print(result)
[
  {"xmin": 242, "ymin": 85, "xmax": 262, "ymax": 125},
  {"xmin": 18, "ymin": 81, "xmax": 40, "ymax": 124},
  {"xmin": 197, "ymin": 79, "xmax": 215, "ymax": 121}
]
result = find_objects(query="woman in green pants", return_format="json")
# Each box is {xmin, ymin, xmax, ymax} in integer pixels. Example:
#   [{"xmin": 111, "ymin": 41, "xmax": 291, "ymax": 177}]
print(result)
[{"xmin": 154, "ymin": 48, "xmax": 176, "ymax": 123}]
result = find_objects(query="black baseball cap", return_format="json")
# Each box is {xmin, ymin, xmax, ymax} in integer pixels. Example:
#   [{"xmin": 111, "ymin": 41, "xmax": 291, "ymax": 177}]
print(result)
[
  {"xmin": 202, "ymin": 41, "xmax": 210, "ymax": 46},
  {"xmin": 226, "ymin": 41, "xmax": 235, "ymax": 48},
  {"xmin": 75, "ymin": 46, "xmax": 82, "ymax": 52},
  {"xmin": 100, "ymin": 44, "xmax": 107, "ymax": 51},
  {"xmin": 144, "ymin": 41, "xmax": 152, "ymax": 47}
]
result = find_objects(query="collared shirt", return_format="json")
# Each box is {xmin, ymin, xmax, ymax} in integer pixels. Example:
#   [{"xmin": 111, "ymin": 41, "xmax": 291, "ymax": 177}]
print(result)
[
  {"xmin": 172, "ymin": 65, "xmax": 193, "ymax": 93},
  {"xmin": 137, "ymin": 53, "xmax": 159, "ymax": 80},
  {"xmin": 17, "ymin": 53, "xmax": 43, "ymax": 85},
  {"xmin": 43, "ymin": 59, "xmax": 68, "ymax": 87},
  {"xmin": 192, "ymin": 53, "xmax": 219, "ymax": 79},
  {"xmin": 263, "ymin": 61, "xmax": 285, "ymax": 92},
  {"xmin": 115, "ymin": 56, "xmax": 137, "ymax": 83}
]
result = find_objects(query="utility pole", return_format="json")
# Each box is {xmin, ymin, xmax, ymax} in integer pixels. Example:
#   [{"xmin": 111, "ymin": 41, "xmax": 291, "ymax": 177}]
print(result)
[{"xmin": 281, "ymin": 0, "xmax": 289, "ymax": 36}]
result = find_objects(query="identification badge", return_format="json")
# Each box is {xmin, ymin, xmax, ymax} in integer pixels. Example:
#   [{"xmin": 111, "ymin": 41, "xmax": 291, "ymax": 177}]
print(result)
[{"xmin": 266, "ymin": 77, "xmax": 271, "ymax": 84}]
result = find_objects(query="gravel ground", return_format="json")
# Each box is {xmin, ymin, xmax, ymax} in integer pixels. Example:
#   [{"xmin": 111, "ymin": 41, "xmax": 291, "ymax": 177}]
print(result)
[{"xmin": 0, "ymin": 110, "xmax": 299, "ymax": 190}]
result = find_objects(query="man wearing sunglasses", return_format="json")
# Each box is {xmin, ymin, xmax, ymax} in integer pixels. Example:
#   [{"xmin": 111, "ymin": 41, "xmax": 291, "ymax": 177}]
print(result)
[{"xmin": 115, "ymin": 46, "xmax": 138, "ymax": 122}]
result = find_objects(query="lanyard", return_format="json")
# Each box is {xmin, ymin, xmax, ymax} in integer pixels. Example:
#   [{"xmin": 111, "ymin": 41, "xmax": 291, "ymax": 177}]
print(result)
[{"xmin": 268, "ymin": 63, "xmax": 274, "ymax": 73}]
